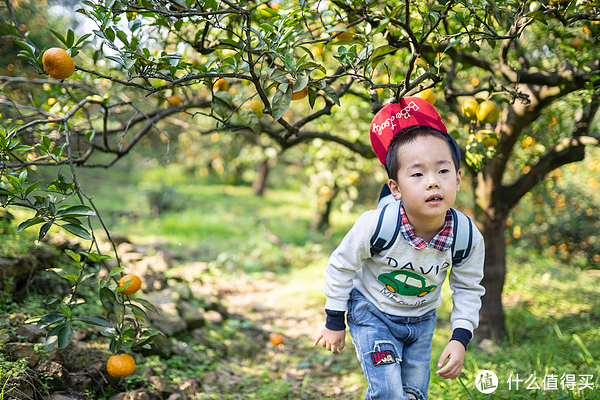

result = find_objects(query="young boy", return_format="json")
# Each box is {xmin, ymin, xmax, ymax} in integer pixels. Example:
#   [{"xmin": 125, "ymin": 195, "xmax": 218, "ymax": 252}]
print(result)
[{"xmin": 314, "ymin": 97, "xmax": 485, "ymax": 400}]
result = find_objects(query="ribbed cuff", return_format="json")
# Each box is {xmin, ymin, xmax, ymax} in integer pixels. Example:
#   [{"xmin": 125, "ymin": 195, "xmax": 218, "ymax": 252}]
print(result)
[
  {"xmin": 325, "ymin": 309, "xmax": 346, "ymax": 331},
  {"xmin": 451, "ymin": 328, "xmax": 473, "ymax": 350}
]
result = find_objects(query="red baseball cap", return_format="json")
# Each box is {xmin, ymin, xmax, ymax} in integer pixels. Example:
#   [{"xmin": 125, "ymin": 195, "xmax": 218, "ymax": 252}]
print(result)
[{"xmin": 370, "ymin": 97, "xmax": 459, "ymax": 166}]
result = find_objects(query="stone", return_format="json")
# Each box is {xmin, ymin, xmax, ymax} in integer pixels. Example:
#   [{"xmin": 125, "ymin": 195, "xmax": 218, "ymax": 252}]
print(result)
[
  {"xmin": 139, "ymin": 333, "xmax": 175, "ymax": 359},
  {"xmin": 149, "ymin": 375, "xmax": 176, "ymax": 397},
  {"xmin": 15, "ymin": 324, "xmax": 47, "ymax": 343},
  {"xmin": 35, "ymin": 360, "xmax": 71, "ymax": 391},
  {"xmin": 0, "ymin": 257, "xmax": 33, "ymax": 279},
  {"xmin": 176, "ymin": 301, "xmax": 205, "ymax": 330},
  {"xmin": 108, "ymin": 388, "xmax": 162, "ymax": 400},
  {"xmin": 202, "ymin": 310, "xmax": 223, "ymax": 325},
  {"xmin": 178, "ymin": 377, "xmax": 203, "ymax": 397},
  {"xmin": 171, "ymin": 262, "xmax": 209, "ymax": 281},
  {"xmin": 45, "ymin": 390, "xmax": 93, "ymax": 400},
  {"xmin": 69, "ymin": 372, "xmax": 95, "ymax": 393},
  {"xmin": 2, "ymin": 342, "xmax": 39, "ymax": 368},
  {"xmin": 143, "ymin": 291, "xmax": 187, "ymax": 335}
]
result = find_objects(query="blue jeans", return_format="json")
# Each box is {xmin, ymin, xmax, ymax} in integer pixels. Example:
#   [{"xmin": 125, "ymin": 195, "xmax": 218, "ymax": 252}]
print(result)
[{"xmin": 347, "ymin": 289, "xmax": 437, "ymax": 400}]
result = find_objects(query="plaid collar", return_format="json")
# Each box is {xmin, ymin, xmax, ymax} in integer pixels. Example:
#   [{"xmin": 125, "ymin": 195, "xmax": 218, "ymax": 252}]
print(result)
[{"xmin": 399, "ymin": 204, "xmax": 454, "ymax": 252}]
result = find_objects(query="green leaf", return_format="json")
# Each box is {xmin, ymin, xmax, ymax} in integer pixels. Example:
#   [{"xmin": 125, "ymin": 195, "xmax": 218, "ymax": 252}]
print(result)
[
  {"xmin": 66, "ymin": 29, "xmax": 75, "ymax": 48},
  {"xmin": 37, "ymin": 313, "xmax": 66, "ymax": 329},
  {"xmin": 323, "ymin": 85, "xmax": 340, "ymax": 107},
  {"xmin": 77, "ymin": 316, "xmax": 113, "ymax": 328},
  {"xmin": 131, "ymin": 298, "xmax": 159, "ymax": 314},
  {"xmin": 18, "ymin": 217, "xmax": 46, "ymax": 233},
  {"xmin": 59, "ymin": 205, "xmax": 96, "ymax": 218},
  {"xmin": 45, "ymin": 324, "xmax": 64, "ymax": 350},
  {"xmin": 49, "ymin": 29, "xmax": 67, "ymax": 46},
  {"xmin": 38, "ymin": 221, "xmax": 53, "ymax": 241},
  {"xmin": 13, "ymin": 39, "xmax": 36, "ymax": 55},
  {"xmin": 59, "ymin": 223, "xmax": 92, "ymax": 241},
  {"xmin": 239, "ymin": 108, "xmax": 262, "ymax": 135},
  {"xmin": 109, "ymin": 267, "xmax": 124, "ymax": 277},
  {"xmin": 114, "ymin": 302, "xmax": 125, "ymax": 324},
  {"xmin": 127, "ymin": 303, "xmax": 148, "ymax": 321},
  {"xmin": 57, "ymin": 325, "xmax": 74, "ymax": 349},
  {"xmin": 59, "ymin": 303, "xmax": 72, "ymax": 318},
  {"xmin": 100, "ymin": 287, "xmax": 116, "ymax": 313},
  {"xmin": 65, "ymin": 249, "xmax": 81, "ymax": 263},
  {"xmin": 25, "ymin": 180, "xmax": 43, "ymax": 197},
  {"xmin": 389, "ymin": 4, "xmax": 404, "ymax": 18},
  {"xmin": 271, "ymin": 89, "xmax": 292, "ymax": 122},
  {"xmin": 370, "ymin": 45, "xmax": 397, "ymax": 61}
]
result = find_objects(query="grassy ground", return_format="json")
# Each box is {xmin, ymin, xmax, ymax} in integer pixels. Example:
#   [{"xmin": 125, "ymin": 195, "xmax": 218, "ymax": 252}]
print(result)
[{"xmin": 12, "ymin": 161, "xmax": 600, "ymax": 399}]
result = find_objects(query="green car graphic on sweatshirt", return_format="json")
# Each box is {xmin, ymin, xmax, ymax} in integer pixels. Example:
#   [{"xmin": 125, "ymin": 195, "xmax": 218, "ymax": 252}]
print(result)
[{"xmin": 378, "ymin": 270, "xmax": 437, "ymax": 297}]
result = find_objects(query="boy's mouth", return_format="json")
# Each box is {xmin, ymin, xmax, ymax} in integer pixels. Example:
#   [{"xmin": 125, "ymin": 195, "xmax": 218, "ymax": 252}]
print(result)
[{"xmin": 426, "ymin": 195, "xmax": 443, "ymax": 203}]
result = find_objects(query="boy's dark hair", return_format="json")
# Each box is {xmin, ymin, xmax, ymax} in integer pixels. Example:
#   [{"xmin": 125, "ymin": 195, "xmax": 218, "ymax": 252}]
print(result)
[{"xmin": 385, "ymin": 126, "xmax": 460, "ymax": 181}]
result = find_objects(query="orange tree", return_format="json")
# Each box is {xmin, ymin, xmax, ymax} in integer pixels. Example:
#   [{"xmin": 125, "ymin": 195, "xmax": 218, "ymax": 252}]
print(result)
[{"xmin": 1, "ymin": 0, "xmax": 599, "ymax": 344}]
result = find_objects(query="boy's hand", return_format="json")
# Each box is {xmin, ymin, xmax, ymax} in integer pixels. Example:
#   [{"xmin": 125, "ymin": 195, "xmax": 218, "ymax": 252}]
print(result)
[
  {"xmin": 436, "ymin": 340, "xmax": 465, "ymax": 379},
  {"xmin": 313, "ymin": 326, "xmax": 345, "ymax": 354}
]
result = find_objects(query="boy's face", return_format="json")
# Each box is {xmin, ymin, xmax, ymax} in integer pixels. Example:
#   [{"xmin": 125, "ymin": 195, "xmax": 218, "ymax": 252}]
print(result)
[{"xmin": 388, "ymin": 135, "xmax": 462, "ymax": 227}]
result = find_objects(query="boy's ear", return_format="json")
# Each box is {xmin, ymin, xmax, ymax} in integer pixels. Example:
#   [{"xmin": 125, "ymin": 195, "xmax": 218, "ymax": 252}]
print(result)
[
  {"xmin": 456, "ymin": 169, "xmax": 462, "ymax": 192},
  {"xmin": 388, "ymin": 179, "xmax": 402, "ymax": 200}
]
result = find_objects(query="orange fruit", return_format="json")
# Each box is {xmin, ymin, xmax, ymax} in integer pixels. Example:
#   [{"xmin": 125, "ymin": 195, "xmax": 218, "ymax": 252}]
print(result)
[
  {"xmin": 311, "ymin": 45, "xmax": 324, "ymax": 57},
  {"xmin": 334, "ymin": 24, "xmax": 354, "ymax": 41},
  {"xmin": 462, "ymin": 98, "xmax": 479, "ymax": 121},
  {"xmin": 414, "ymin": 88, "xmax": 436, "ymax": 106},
  {"xmin": 291, "ymin": 86, "xmax": 308, "ymax": 101},
  {"xmin": 213, "ymin": 78, "xmax": 230, "ymax": 92},
  {"xmin": 42, "ymin": 48, "xmax": 75, "ymax": 80},
  {"xmin": 240, "ymin": 100, "xmax": 264, "ymax": 118},
  {"xmin": 119, "ymin": 274, "xmax": 142, "ymax": 296},
  {"xmin": 269, "ymin": 332, "xmax": 284, "ymax": 346},
  {"xmin": 569, "ymin": 38, "xmax": 584, "ymax": 49},
  {"xmin": 476, "ymin": 100, "xmax": 500, "ymax": 124},
  {"xmin": 106, "ymin": 354, "xmax": 136, "ymax": 378},
  {"xmin": 167, "ymin": 95, "xmax": 183, "ymax": 106}
]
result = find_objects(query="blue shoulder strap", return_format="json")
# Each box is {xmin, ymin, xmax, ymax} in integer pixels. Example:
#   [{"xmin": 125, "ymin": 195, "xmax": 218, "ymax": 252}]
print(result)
[
  {"xmin": 370, "ymin": 183, "xmax": 473, "ymax": 264},
  {"xmin": 450, "ymin": 208, "xmax": 473, "ymax": 265}
]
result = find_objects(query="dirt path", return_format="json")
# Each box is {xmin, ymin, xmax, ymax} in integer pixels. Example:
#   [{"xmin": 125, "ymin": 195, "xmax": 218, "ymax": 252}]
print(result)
[{"xmin": 218, "ymin": 276, "xmax": 366, "ymax": 399}]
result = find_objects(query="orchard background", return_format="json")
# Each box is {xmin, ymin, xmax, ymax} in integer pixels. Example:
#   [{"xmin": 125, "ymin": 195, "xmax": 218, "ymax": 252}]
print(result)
[{"xmin": 0, "ymin": 0, "xmax": 599, "ymax": 398}]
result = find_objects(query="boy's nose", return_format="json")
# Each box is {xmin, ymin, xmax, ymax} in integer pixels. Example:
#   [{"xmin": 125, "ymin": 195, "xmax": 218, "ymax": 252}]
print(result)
[{"xmin": 427, "ymin": 180, "xmax": 440, "ymax": 189}]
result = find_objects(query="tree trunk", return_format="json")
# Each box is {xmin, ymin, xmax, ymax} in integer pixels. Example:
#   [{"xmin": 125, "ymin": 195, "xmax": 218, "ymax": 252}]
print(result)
[
  {"xmin": 252, "ymin": 159, "xmax": 270, "ymax": 197},
  {"xmin": 477, "ymin": 217, "xmax": 507, "ymax": 341}
]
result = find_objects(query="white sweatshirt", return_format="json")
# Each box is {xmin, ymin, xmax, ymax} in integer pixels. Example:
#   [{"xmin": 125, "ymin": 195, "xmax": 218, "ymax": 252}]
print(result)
[{"xmin": 324, "ymin": 208, "xmax": 486, "ymax": 334}]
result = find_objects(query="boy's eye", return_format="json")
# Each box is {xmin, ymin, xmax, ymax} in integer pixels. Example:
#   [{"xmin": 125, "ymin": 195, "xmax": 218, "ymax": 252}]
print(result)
[
  {"xmin": 411, "ymin": 173, "xmax": 423, "ymax": 177},
  {"xmin": 439, "ymin": 169, "xmax": 450, "ymax": 174}
]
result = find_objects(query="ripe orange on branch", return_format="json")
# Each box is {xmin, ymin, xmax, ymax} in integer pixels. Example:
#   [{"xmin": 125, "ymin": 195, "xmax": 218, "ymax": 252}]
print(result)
[
  {"xmin": 119, "ymin": 274, "xmax": 142, "ymax": 296},
  {"xmin": 213, "ymin": 78, "xmax": 230, "ymax": 92},
  {"xmin": 240, "ymin": 100, "xmax": 264, "ymax": 118},
  {"xmin": 42, "ymin": 47, "xmax": 75, "ymax": 80},
  {"xmin": 106, "ymin": 354, "xmax": 136, "ymax": 377},
  {"xmin": 462, "ymin": 98, "xmax": 479, "ymax": 121},
  {"xmin": 476, "ymin": 100, "xmax": 500, "ymax": 124},
  {"xmin": 333, "ymin": 24, "xmax": 355, "ymax": 41},
  {"xmin": 414, "ymin": 89, "xmax": 436, "ymax": 106},
  {"xmin": 291, "ymin": 86, "xmax": 308, "ymax": 101}
]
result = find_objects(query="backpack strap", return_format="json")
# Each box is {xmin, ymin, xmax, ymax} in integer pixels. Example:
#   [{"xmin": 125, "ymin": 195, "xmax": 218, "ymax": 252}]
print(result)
[
  {"xmin": 371, "ymin": 184, "xmax": 474, "ymax": 264},
  {"xmin": 370, "ymin": 200, "xmax": 402, "ymax": 256},
  {"xmin": 450, "ymin": 208, "xmax": 473, "ymax": 265}
]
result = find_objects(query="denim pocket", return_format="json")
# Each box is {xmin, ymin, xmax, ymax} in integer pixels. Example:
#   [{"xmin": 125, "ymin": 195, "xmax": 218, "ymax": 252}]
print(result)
[{"xmin": 348, "ymin": 294, "xmax": 370, "ymax": 325}]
